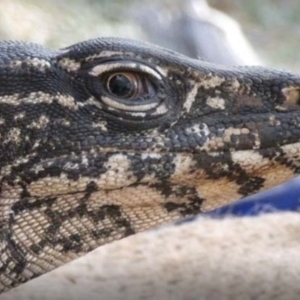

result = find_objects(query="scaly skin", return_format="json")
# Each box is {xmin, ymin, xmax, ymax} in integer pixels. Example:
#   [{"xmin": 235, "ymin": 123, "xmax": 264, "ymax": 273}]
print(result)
[{"xmin": 0, "ymin": 37, "xmax": 300, "ymax": 292}]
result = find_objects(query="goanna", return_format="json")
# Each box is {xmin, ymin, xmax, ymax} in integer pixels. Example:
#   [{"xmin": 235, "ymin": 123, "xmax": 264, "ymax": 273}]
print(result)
[{"xmin": 0, "ymin": 37, "xmax": 300, "ymax": 292}]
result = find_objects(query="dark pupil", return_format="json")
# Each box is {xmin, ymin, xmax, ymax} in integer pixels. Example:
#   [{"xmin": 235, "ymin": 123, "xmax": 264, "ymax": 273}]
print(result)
[{"xmin": 108, "ymin": 74, "xmax": 133, "ymax": 97}]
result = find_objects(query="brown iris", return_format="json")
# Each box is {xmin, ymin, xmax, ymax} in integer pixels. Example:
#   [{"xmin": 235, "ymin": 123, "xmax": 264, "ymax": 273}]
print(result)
[{"xmin": 106, "ymin": 72, "xmax": 154, "ymax": 99}]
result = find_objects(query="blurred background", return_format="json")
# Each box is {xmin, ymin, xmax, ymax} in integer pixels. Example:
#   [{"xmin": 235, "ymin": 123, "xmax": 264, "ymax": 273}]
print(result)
[{"xmin": 0, "ymin": 0, "xmax": 299, "ymax": 70}]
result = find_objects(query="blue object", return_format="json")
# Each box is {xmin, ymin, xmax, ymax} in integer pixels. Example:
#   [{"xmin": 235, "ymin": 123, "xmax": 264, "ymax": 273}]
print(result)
[{"xmin": 207, "ymin": 176, "xmax": 300, "ymax": 217}]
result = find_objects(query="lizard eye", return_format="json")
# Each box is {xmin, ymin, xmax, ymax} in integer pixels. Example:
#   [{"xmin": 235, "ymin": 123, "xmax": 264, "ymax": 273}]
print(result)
[
  {"xmin": 105, "ymin": 72, "xmax": 155, "ymax": 99},
  {"xmin": 87, "ymin": 61, "xmax": 168, "ymax": 115}
]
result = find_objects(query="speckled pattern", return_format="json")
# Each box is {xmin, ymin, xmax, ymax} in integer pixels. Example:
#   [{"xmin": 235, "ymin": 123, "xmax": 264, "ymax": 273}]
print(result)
[{"xmin": 1, "ymin": 37, "xmax": 300, "ymax": 292}]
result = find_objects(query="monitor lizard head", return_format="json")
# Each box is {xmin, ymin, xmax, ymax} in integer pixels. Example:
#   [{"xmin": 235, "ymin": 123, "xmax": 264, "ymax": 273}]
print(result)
[{"xmin": 1, "ymin": 37, "xmax": 300, "ymax": 292}]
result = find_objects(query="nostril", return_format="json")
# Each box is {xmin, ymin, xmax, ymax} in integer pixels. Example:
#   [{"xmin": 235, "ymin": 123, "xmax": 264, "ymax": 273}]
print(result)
[{"xmin": 282, "ymin": 87, "xmax": 300, "ymax": 105}]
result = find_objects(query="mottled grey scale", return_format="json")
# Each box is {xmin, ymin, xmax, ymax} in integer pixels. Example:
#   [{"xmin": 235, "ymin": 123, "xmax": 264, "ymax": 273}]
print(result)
[
  {"xmin": 145, "ymin": 182, "xmax": 204, "ymax": 216},
  {"xmin": 0, "ymin": 37, "xmax": 300, "ymax": 293},
  {"xmin": 191, "ymin": 151, "xmax": 263, "ymax": 196},
  {"xmin": 161, "ymin": 185, "xmax": 204, "ymax": 215},
  {"xmin": 127, "ymin": 153, "xmax": 177, "ymax": 181}
]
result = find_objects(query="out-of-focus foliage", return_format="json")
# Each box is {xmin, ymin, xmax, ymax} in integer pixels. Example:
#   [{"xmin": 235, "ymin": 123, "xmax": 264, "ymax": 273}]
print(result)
[
  {"xmin": 210, "ymin": 0, "xmax": 300, "ymax": 71},
  {"xmin": 0, "ymin": 0, "xmax": 144, "ymax": 47},
  {"xmin": 0, "ymin": 0, "xmax": 299, "ymax": 70}
]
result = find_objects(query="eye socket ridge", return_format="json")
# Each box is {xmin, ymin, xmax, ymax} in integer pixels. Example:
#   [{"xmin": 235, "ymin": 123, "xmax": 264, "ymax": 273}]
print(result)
[{"xmin": 89, "ymin": 61, "xmax": 163, "ymax": 81}]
